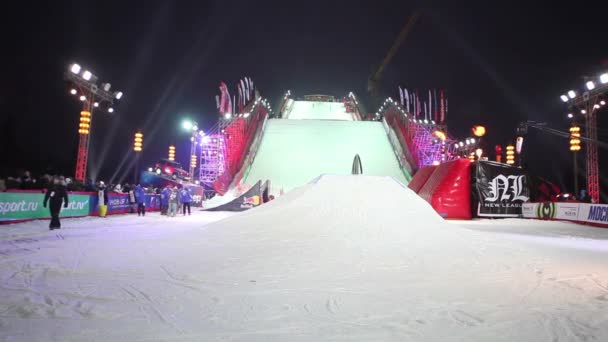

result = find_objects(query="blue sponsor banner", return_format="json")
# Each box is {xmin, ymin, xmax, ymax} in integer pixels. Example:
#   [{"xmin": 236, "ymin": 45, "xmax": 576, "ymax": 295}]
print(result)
[{"xmin": 90, "ymin": 193, "xmax": 160, "ymax": 215}]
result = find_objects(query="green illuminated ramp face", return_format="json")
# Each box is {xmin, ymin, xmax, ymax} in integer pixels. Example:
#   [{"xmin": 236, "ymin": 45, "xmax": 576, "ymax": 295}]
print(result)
[{"xmin": 243, "ymin": 119, "xmax": 408, "ymax": 193}]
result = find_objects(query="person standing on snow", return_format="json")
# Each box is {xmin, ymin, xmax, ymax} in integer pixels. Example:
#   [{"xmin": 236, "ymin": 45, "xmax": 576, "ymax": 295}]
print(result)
[
  {"xmin": 160, "ymin": 186, "xmax": 171, "ymax": 215},
  {"xmin": 168, "ymin": 186, "xmax": 180, "ymax": 217},
  {"xmin": 43, "ymin": 177, "xmax": 69, "ymax": 230},
  {"xmin": 134, "ymin": 184, "xmax": 146, "ymax": 216},
  {"xmin": 127, "ymin": 185, "xmax": 136, "ymax": 214},
  {"xmin": 180, "ymin": 186, "xmax": 192, "ymax": 215}
]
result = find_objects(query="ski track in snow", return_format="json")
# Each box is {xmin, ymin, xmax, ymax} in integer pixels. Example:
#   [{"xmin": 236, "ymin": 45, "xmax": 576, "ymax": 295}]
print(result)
[{"xmin": 0, "ymin": 176, "xmax": 607, "ymax": 341}]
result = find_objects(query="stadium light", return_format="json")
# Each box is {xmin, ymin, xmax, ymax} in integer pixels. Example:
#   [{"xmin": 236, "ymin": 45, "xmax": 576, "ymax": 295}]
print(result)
[
  {"xmin": 82, "ymin": 70, "xmax": 93, "ymax": 81},
  {"xmin": 600, "ymin": 73, "xmax": 608, "ymax": 84},
  {"xmin": 568, "ymin": 90, "xmax": 576, "ymax": 99},
  {"xmin": 108, "ymin": 107, "xmax": 114, "ymax": 113},
  {"xmin": 586, "ymin": 81, "xmax": 595, "ymax": 90},
  {"xmin": 70, "ymin": 63, "xmax": 81, "ymax": 74},
  {"xmin": 601, "ymin": 100, "xmax": 606, "ymax": 106},
  {"xmin": 182, "ymin": 120, "xmax": 193, "ymax": 130},
  {"xmin": 560, "ymin": 95, "xmax": 569, "ymax": 102},
  {"xmin": 65, "ymin": 62, "xmax": 121, "ymax": 182},
  {"xmin": 133, "ymin": 132, "xmax": 143, "ymax": 152},
  {"xmin": 115, "ymin": 91, "xmax": 123, "ymax": 100},
  {"xmin": 567, "ymin": 113, "xmax": 574, "ymax": 119},
  {"xmin": 581, "ymin": 109, "xmax": 587, "ymax": 114}
]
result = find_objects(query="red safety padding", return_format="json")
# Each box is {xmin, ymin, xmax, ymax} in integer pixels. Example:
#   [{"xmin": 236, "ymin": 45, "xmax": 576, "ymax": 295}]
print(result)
[
  {"xmin": 418, "ymin": 159, "xmax": 472, "ymax": 219},
  {"xmin": 408, "ymin": 165, "xmax": 437, "ymax": 193}
]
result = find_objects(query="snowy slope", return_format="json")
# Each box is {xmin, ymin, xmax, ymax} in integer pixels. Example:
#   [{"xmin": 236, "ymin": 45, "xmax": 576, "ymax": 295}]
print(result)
[
  {"xmin": 1, "ymin": 175, "xmax": 607, "ymax": 341},
  {"xmin": 284, "ymin": 100, "xmax": 355, "ymax": 121},
  {"xmin": 242, "ymin": 119, "xmax": 408, "ymax": 194}
]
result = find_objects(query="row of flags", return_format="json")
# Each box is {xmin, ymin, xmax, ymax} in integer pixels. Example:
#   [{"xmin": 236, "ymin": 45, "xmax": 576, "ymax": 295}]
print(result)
[
  {"xmin": 398, "ymin": 86, "xmax": 447, "ymax": 124},
  {"xmin": 216, "ymin": 77, "xmax": 255, "ymax": 115}
]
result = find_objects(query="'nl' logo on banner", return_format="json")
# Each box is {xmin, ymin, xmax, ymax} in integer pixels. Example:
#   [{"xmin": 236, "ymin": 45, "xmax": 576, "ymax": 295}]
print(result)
[{"xmin": 485, "ymin": 175, "xmax": 529, "ymax": 202}]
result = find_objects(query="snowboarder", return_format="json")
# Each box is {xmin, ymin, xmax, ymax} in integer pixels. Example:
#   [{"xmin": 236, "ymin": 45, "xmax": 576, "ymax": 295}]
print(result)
[
  {"xmin": 160, "ymin": 186, "xmax": 171, "ymax": 215},
  {"xmin": 168, "ymin": 186, "xmax": 180, "ymax": 217},
  {"xmin": 180, "ymin": 187, "xmax": 192, "ymax": 215},
  {"xmin": 134, "ymin": 184, "xmax": 146, "ymax": 216},
  {"xmin": 43, "ymin": 177, "xmax": 69, "ymax": 230}
]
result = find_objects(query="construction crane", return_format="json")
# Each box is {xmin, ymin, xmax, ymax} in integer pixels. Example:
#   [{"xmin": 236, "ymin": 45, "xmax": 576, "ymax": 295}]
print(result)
[{"xmin": 368, "ymin": 10, "xmax": 422, "ymax": 97}]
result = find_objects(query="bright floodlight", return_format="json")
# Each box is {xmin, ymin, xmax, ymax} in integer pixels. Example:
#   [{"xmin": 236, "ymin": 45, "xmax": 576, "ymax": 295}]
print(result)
[
  {"xmin": 103, "ymin": 83, "xmax": 111, "ymax": 92},
  {"xmin": 601, "ymin": 100, "xmax": 606, "ymax": 105},
  {"xmin": 586, "ymin": 81, "xmax": 595, "ymax": 90},
  {"xmin": 93, "ymin": 102, "xmax": 99, "ymax": 107},
  {"xmin": 470, "ymin": 138, "xmax": 476, "ymax": 143},
  {"xmin": 182, "ymin": 120, "xmax": 193, "ymax": 130},
  {"xmin": 459, "ymin": 141, "xmax": 464, "ymax": 147},
  {"xmin": 594, "ymin": 104, "xmax": 600, "ymax": 109},
  {"xmin": 560, "ymin": 95, "xmax": 569, "ymax": 102},
  {"xmin": 454, "ymin": 143, "xmax": 459, "ymax": 148},
  {"xmin": 108, "ymin": 107, "xmax": 114, "ymax": 113},
  {"xmin": 82, "ymin": 70, "xmax": 93, "ymax": 81},
  {"xmin": 568, "ymin": 90, "xmax": 576, "ymax": 99},
  {"xmin": 581, "ymin": 109, "xmax": 587, "ymax": 114},
  {"xmin": 70, "ymin": 63, "xmax": 81, "ymax": 74},
  {"xmin": 567, "ymin": 113, "xmax": 574, "ymax": 118},
  {"xmin": 225, "ymin": 113, "xmax": 232, "ymax": 120},
  {"xmin": 115, "ymin": 91, "xmax": 123, "ymax": 100},
  {"xmin": 79, "ymin": 95, "xmax": 86, "ymax": 101},
  {"xmin": 192, "ymin": 125, "xmax": 198, "ymax": 131},
  {"xmin": 70, "ymin": 89, "xmax": 77, "ymax": 95},
  {"xmin": 600, "ymin": 73, "xmax": 608, "ymax": 84}
]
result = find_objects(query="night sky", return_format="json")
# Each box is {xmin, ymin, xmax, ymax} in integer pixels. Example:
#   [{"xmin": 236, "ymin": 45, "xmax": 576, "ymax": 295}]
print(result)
[{"xmin": 1, "ymin": 0, "xmax": 607, "ymax": 200}]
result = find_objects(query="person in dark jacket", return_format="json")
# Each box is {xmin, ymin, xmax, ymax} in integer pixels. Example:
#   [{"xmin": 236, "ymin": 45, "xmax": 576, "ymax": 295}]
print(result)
[
  {"xmin": 43, "ymin": 177, "xmax": 69, "ymax": 230},
  {"xmin": 135, "ymin": 184, "xmax": 146, "ymax": 216},
  {"xmin": 160, "ymin": 186, "xmax": 171, "ymax": 215},
  {"xmin": 179, "ymin": 187, "xmax": 192, "ymax": 215}
]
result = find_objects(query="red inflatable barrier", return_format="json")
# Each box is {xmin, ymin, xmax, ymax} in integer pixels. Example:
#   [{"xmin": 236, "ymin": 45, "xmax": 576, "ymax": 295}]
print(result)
[
  {"xmin": 418, "ymin": 159, "xmax": 472, "ymax": 219},
  {"xmin": 408, "ymin": 165, "xmax": 437, "ymax": 193}
]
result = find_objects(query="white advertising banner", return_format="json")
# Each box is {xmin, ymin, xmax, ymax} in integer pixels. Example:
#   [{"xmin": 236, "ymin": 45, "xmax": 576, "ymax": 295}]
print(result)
[{"xmin": 522, "ymin": 202, "xmax": 608, "ymax": 227}]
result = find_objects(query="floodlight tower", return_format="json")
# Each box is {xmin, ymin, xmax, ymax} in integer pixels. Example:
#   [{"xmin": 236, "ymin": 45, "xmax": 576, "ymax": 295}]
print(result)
[
  {"xmin": 560, "ymin": 72, "xmax": 608, "ymax": 203},
  {"xmin": 65, "ymin": 63, "xmax": 123, "ymax": 182}
]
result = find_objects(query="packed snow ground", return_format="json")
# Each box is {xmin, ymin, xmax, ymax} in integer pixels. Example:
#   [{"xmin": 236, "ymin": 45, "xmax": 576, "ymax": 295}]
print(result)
[{"xmin": 1, "ymin": 175, "xmax": 608, "ymax": 341}]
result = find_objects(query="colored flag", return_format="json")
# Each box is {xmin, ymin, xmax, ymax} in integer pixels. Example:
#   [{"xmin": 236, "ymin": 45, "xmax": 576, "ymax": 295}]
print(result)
[{"xmin": 428, "ymin": 90, "xmax": 432, "ymax": 122}]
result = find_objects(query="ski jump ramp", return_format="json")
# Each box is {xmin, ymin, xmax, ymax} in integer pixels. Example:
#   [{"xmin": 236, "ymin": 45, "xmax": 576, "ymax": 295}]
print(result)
[{"xmin": 240, "ymin": 100, "xmax": 409, "ymax": 195}]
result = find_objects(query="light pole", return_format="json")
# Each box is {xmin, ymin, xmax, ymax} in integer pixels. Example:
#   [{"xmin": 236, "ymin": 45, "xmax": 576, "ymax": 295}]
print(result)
[
  {"xmin": 65, "ymin": 62, "xmax": 123, "ymax": 182},
  {"xmin": 133, "ymin": 132, "xmax": 143, "ymax": 184},
  {"xmin": 569, "ymin": 125, "xmax": 581, "ymax": 195},
  {"xmin": 560, "ymin": 71, "xmax": 608, "ymax": 203},
  {"xmin": 182, "ymin": 119, "xmax": 199, "ymax": 180},
  {"xmin": 168, "ymin": 145, "xmax": 176, "ymax": 161}
]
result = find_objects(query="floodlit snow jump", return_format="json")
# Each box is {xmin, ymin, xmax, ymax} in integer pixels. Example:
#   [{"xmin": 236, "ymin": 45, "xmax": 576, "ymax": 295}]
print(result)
[{"xmin": 232, "ymin": 99, "xmax": 411, "ymax": 197}]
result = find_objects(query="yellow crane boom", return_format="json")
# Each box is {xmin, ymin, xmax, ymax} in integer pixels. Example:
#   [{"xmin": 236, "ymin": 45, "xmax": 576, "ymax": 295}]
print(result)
[{"xmin": 368, "ymin": 10, "xmax": 422, "ymax": 96}]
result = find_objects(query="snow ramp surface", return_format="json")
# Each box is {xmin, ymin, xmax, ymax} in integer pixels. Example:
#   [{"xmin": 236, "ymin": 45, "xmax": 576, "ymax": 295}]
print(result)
[{"xmin": 242, "ymin": 100, "xmax": 408, "ymax": 193}]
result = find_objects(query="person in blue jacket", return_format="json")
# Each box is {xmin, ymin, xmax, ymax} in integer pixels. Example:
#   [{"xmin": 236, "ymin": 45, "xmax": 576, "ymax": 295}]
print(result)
[
  {"xmin": 180, "ymin": 186, "xmax": 192, "ymax": 215},
  {"xmin": 134, "ymin": 184, "xmax": 146, "ymax": 216},
  {"xmin": 160, "ymin": 186, "xmax": 171, "ymax": 215}
]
